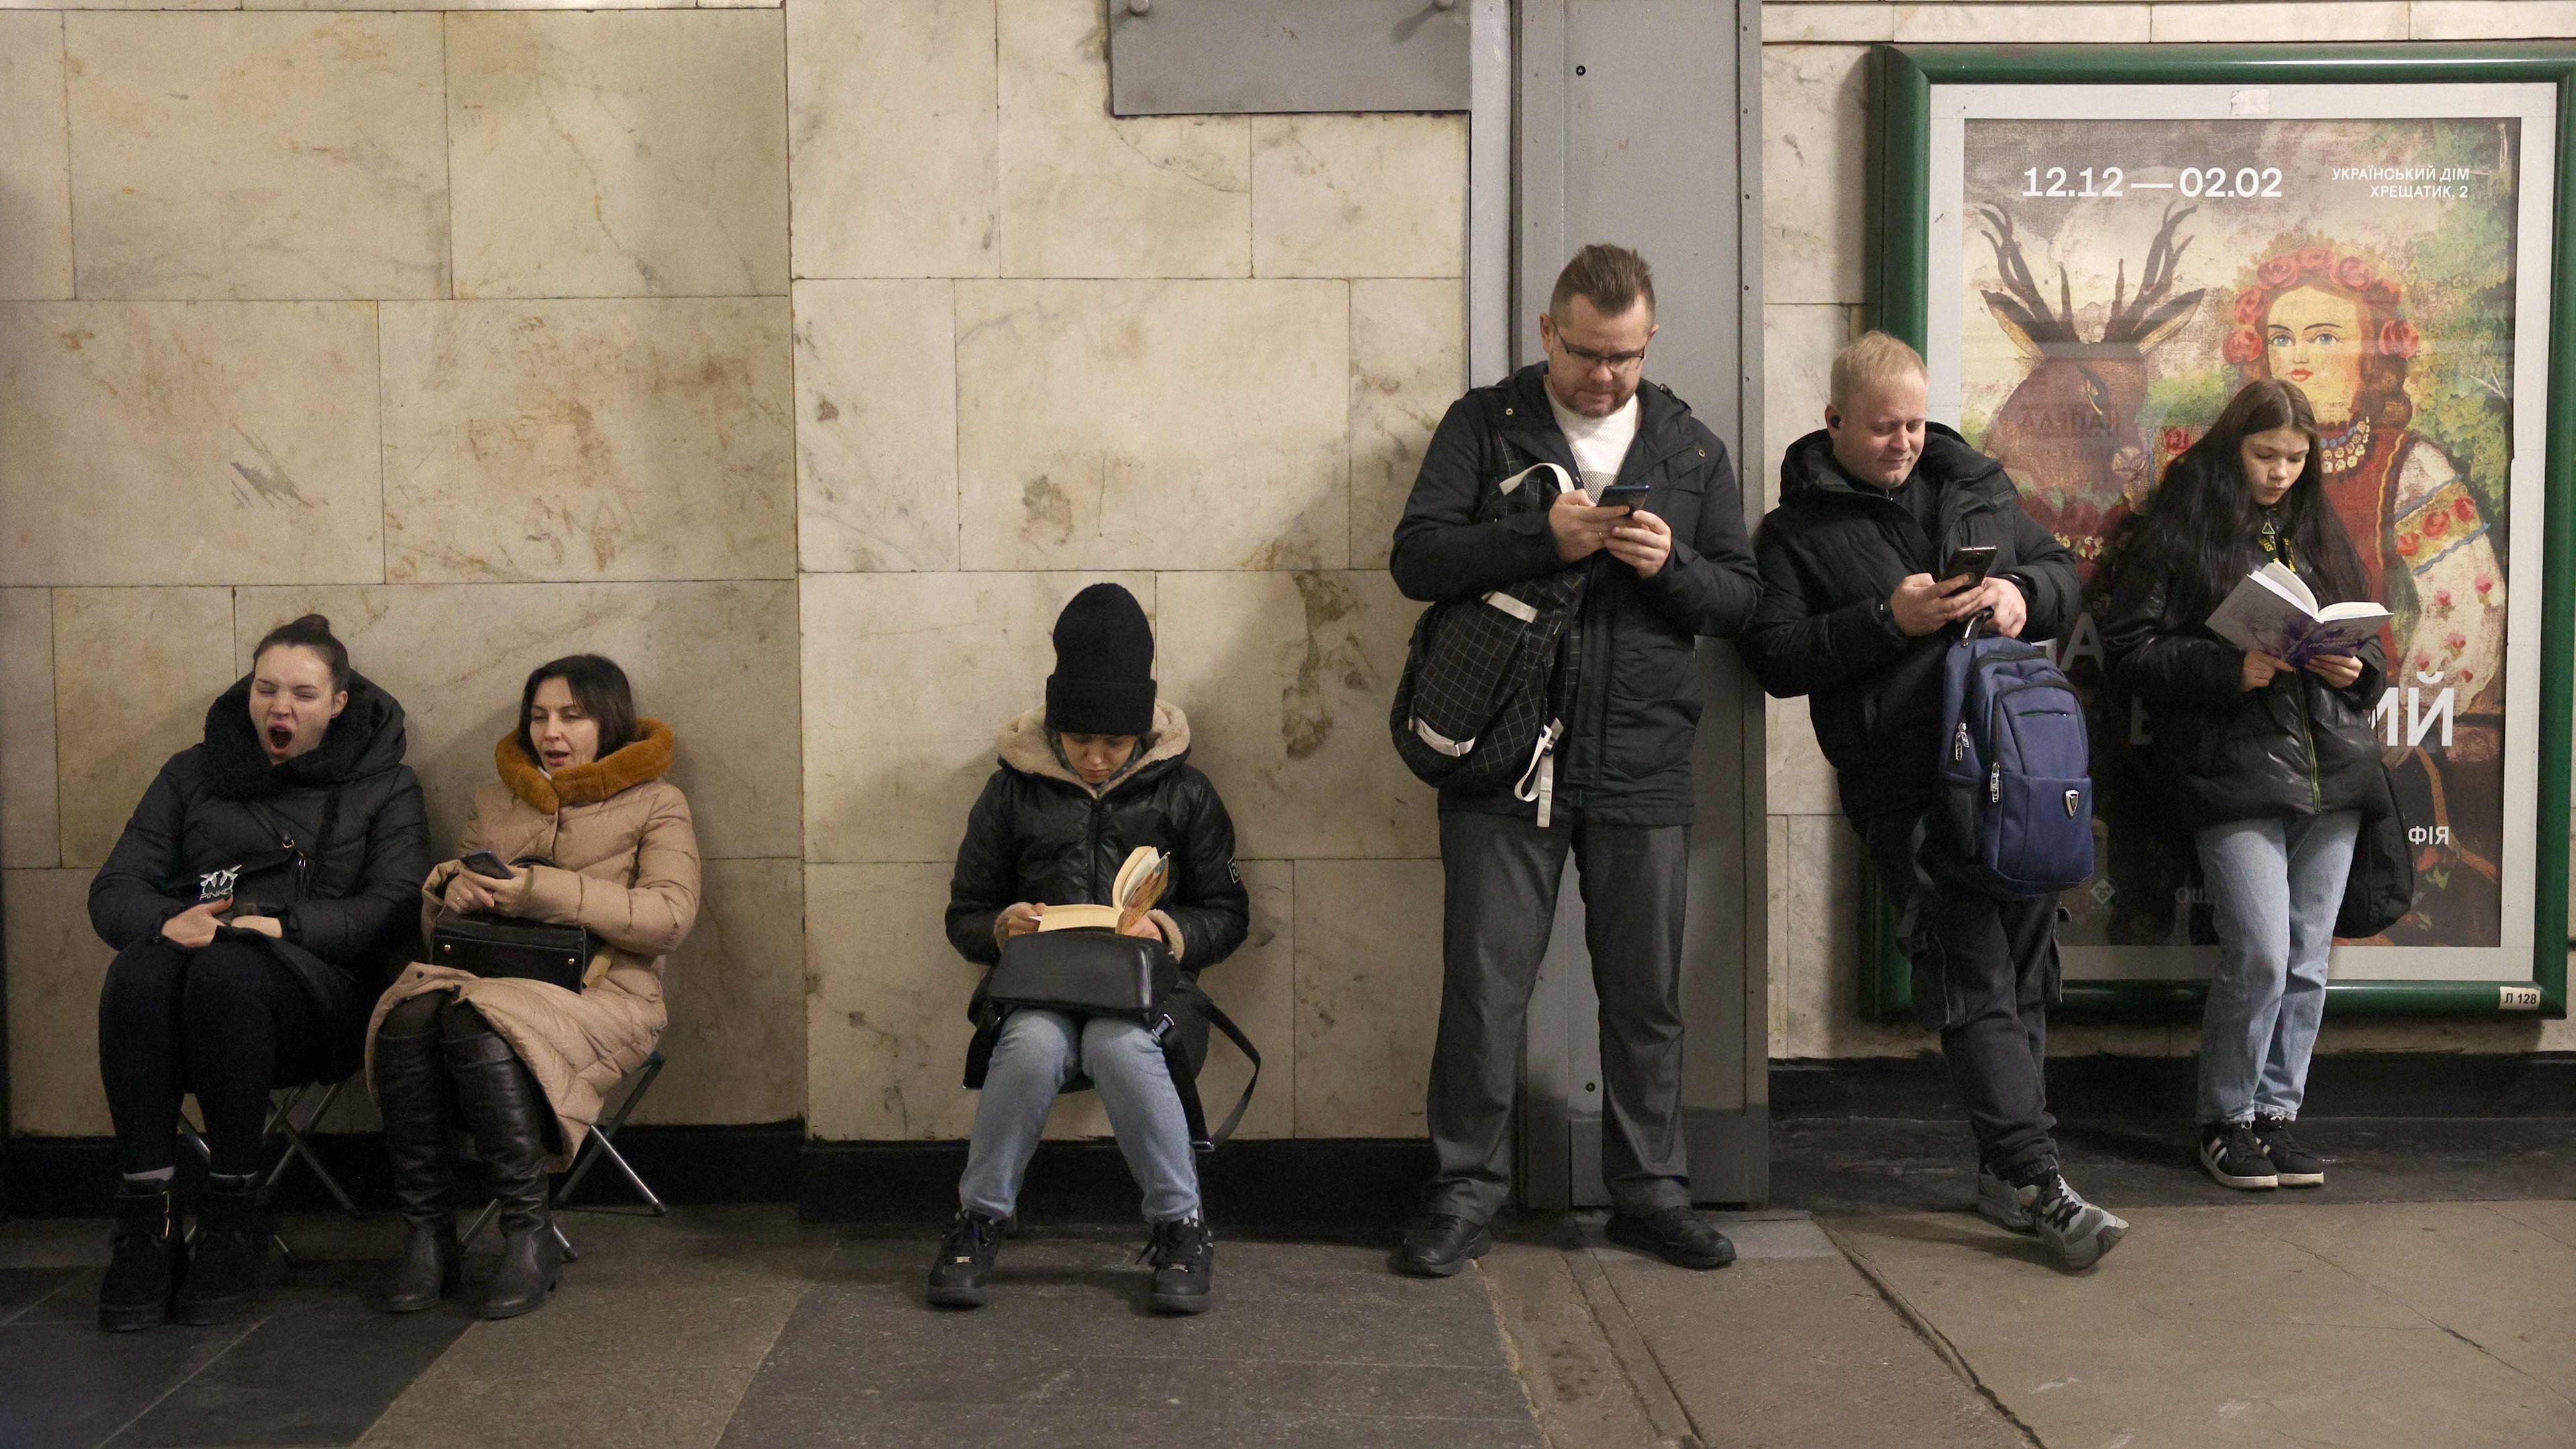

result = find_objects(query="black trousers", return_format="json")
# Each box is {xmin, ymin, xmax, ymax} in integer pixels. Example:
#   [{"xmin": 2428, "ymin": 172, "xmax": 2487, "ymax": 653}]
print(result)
[
  {"xmin": 1424, "ymin": 808, "xmax": 1693, "ymax": 1221},
  {"xmin": 1862, "ymin": 810, "xmax": 2061, "ymax": 1181},
  {"xmin": 97, "ymin": 940, "xmax": 329, "ymax": 1177}
]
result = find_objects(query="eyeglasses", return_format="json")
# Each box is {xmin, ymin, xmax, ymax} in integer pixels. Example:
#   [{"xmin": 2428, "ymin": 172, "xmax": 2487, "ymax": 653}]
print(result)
[{"xmin": 1554, "ymin": 339, "xmax": 1648, "ymax": 374}]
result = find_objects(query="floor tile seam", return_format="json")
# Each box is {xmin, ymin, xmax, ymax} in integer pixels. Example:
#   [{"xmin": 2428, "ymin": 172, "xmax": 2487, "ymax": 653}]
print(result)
[
  {"xmin": 2480, "ymin": 1201, "xmax": 2576, "ymax": 1253},
  {"xmin": 1811, "ymin": 1220, "xmax": 2048, "ymax": 1449},
  {"xmin": 91, "ymin": 1314, "xmax": 268, "ymax": 1449},
  {"xmin": 1563, "ymin": 1247, "xmax": 1711, "ymax": 1446},
  {"xmin": 689, "ymin": 1297, "xmax": 810, "ymax": 1449}
]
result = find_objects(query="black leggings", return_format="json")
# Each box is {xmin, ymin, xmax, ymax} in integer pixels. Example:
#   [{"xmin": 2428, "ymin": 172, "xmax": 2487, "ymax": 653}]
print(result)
[
  {"xmin": 378, "ymin": 993, "xmax": 493, "ymax": 1044},
  {"xmin": 98, "ymin": 940, "xmax": 331, "ymax": 1177}
]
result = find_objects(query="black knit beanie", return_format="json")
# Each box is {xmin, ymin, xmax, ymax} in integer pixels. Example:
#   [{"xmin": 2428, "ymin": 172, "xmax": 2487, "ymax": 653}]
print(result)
[{"xmin": 1045, "ymin": 583, "xmax": 1156, "ymax": 736}]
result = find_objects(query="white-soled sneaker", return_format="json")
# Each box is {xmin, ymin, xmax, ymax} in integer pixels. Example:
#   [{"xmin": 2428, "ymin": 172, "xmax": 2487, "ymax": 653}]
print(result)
[
  {"xmin": 2023, "ymin": 1174, "xmax": 2129, "ymax": 1271},
  {"xmin": 2200, "ymin": 1122, "xmax": 2281, "ymax": 1191},
  {"xmin": 1976, "ymin": 1166, "xmax": 2037, "ymax": 1232}
]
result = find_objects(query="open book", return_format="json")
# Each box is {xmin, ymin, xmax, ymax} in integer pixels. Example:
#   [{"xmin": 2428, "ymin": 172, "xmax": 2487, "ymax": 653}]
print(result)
[
  {"xmin": 2204, "ymin": 561, "xmax": 2390, "ymax": 666},
  {"xmin": 1036, "ymin": 846, "xmax": 1170, "ymax": 934}
]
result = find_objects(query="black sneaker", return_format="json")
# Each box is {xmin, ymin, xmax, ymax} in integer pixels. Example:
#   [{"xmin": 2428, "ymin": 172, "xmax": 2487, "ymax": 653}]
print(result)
[
  {"xmin": 926, "ymin": 1210, "xmax": 1004, "ymax": 1309},
  {"xmin": 2252, "ymin": 1116, "xmax": 2325, "ymax": 1187},
  {"xmin": 1141, "ymin": 1217, "xmax": 1216, "ymax": 1315},
  {"xmin": 98, "ymin": 1183, "xmax": 182, "ymax": 1333},
  {"xmin": 1392, "ymin": 1210, "xmax": 1490, "ymax": 1278},
  {"xmin": 2199, "ymin": 1122, "xmax": 2279, "ymax": 1191},
  {"xmin": 1604, "ymin": 1205, "xmax": 1737, "ymax": 1270}
]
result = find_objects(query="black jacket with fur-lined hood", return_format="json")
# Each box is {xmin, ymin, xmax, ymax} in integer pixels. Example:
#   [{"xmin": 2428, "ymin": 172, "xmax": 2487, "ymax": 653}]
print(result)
[{"xmin": 89, "ymin": 672, "xmax": 430, "ymax": 1077}]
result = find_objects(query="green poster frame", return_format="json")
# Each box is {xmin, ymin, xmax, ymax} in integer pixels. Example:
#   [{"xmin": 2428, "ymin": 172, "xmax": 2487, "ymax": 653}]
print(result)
[{"xmin": 1864, "ymin": 42, "xmax": 2574, "ymax": 1021}]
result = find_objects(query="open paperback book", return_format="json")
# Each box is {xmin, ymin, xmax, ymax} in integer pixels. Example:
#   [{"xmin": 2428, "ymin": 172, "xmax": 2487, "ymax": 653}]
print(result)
[
  {"xmin": 2203, "ymin": 561, "xmax": 2390, "ymax": 666},
  {"xmin": 1036, "ymin": 845, "xmax": 1170, "ymax": 934}
]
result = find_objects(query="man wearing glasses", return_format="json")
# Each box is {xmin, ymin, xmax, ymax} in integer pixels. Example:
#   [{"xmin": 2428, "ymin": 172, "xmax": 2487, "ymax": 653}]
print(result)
[{"xmin": 1388, "ymin": 244, "xmax": 1760, "ymax": 1277}]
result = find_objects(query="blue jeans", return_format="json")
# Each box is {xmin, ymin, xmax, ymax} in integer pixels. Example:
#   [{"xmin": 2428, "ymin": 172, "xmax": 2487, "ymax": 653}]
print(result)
[
  {"xmin": 2194, "ymin": 811, "xmax": 2361, "ymax": 1126},
  {"xmin": 957, "ymin": 1008, "xmax": 1200, "ymax": 1225}
]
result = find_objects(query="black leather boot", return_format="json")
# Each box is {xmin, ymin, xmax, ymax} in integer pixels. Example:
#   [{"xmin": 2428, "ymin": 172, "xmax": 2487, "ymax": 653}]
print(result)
[
  {"xmin": 97, "ymin": 1180, "xmax": 182, "ymax": 1332},
  {"xmin": 447, "ymin": 1030, "xmax": 561, "ymax": 1320},
  {"xmin": 375, "ymin": 1024, "xmax": 461, "ymax": 1312},
  {"xmin": 176, "ymin": 1174, "xmax": 271, "ymax": 1325}
]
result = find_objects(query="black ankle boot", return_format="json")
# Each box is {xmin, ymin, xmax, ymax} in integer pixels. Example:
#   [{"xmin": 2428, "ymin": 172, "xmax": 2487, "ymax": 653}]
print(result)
[
  {"xmin": 98, "ymin": 1181, "xmax": 182, "ymax": 1332},
  {"xmin": 376, "ymin": 1025, "xmax": 461, "ymax": 1313},
  {"xmin": 176, "ymin": 1174, "xmax": 271, "ymax": 1326},
  {"xmin": 447, "ymin": 1030, "xmax": 561, "ymax": 1320}
]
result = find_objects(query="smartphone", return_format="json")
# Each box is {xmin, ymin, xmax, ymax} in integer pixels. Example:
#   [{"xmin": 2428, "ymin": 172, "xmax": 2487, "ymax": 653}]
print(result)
[
  {"xmin": 1941, "ymin": 544, "xmax": 1998, "ymax": 587},
  {"xmin": 460, "ymin": 849, "xmax": 515, "ymax": 880},
  {"xmin": 1595, "ymin": 482, "xmax": 1651, "ymax": 511}
]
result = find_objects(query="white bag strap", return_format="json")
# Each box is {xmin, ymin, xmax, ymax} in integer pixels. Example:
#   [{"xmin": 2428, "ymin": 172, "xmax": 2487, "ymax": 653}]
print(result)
[
  {"xmin": 1483, "ymin": 590, "xmax": 1538, "ymax": 623},
  {"xmin": 1513, "ymin": 720, "xmax": 1564, "ymax": 828},
  {"xmin": 1411, "ymin": 716, "xmax": 1475, "ymax": 757}
]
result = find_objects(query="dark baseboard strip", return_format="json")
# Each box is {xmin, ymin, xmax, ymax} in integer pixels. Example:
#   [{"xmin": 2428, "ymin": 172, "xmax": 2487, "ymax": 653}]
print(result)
[
  {"xmin": 800, "ymin": 1138, "xmax": 1438, "ymax": 1232},
  {"xmin": 1771, "ymin": 1052, "xmax": 2576, "ymax": 1121},
  {"xmin": 3, "ymin": 1121, "xmax": 804, "ymax": 1220}
]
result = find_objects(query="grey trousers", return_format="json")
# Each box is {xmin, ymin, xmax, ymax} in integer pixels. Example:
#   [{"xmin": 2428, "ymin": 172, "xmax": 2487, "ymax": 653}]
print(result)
[{"xmin": 1424, "ymin": 808, "xmax": 1693, "ymax": 1222}]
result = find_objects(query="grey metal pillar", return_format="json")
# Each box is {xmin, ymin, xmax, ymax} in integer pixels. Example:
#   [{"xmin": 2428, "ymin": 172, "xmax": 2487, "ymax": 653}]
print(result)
[{"xmin": 1507, "ymin": 0, "xmax": 1768, "ymax": 1209}]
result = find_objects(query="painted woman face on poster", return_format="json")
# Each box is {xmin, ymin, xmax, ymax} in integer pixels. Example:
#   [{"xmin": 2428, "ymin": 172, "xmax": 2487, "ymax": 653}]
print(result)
[{"xmin": 1953, "ymin": 111, "xmax": 2528, "ymax": 961}]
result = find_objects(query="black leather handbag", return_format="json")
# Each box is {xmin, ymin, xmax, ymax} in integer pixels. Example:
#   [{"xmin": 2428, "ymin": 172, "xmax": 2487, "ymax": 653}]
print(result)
[
  {"xmin": 985, "ymin": 929, "xmax": 1179, "ymax": 1018},
  {"xmin": 431, "ymin": 915, "xmax": 594, "ymax": 994}
]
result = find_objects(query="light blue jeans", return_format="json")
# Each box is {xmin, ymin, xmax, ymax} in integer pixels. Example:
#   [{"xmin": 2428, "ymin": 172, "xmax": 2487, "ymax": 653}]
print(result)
[
  {"xmin": 2194, "ymin": 810, "xmax": 2361, "ymax": 1125},
  {"xmin": 957, "ymin": 1008, "xmax": 1200, "ymax": 1225}
]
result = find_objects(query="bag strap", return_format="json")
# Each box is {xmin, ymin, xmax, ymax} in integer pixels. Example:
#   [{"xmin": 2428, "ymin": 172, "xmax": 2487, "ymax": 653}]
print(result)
[{"xmin": 1185, "ymin": 1000, "xmax": 1262, "ymax": 1153}]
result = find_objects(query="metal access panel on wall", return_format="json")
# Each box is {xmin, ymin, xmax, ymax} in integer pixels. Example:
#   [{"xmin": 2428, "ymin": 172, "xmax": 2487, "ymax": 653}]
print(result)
[
  {"xmin": 1107, "ymin": 0, "xmax": 1470, "ymax": 116},
  {"xmin": 1513, "ymin": 0, "xmax": 1768, "ymax": 1210}
]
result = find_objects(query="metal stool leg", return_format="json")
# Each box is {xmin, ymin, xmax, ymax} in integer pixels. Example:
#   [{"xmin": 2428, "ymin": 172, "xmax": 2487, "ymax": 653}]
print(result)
[
  {"xmin": 555, "ymin": 1056, "xmax": 667, "ymax": 1216},
  {"xmin": 264, "ymin": 1081, "xmax": 360, "ymax": 1219}
]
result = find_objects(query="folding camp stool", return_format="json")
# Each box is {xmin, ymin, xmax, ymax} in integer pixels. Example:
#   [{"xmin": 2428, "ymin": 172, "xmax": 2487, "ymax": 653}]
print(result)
[
  {"xmin": 464, "ymin": 1049, "xmax": 667, "ymax": 1264},
  {"xmin": 178, "ymin": 1077, "xmax": 362, "ymax": 1264}
]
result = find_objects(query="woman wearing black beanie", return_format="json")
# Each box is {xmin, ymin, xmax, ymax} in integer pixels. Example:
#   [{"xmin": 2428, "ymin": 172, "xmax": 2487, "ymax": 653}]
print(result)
[{"xmin": 935, "ymin": 583, "xmax": 1250, "ymax": 1313}]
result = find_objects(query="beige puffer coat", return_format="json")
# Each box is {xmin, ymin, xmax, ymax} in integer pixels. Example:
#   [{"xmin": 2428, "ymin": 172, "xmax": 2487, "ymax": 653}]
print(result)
[{"xmin": 366, "ymin": 720, "xmax": 700, "ymax": 1167}]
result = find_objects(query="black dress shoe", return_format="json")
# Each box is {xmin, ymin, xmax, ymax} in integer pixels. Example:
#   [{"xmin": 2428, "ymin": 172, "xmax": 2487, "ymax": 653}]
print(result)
[
  {"xmin": 1605, "ymin": 1206, "xmax": 1736, "ymax": 1270},
  {"xmin": 1393, "ymin": 1212, "xmax": 1491, "ymax": 1278}
]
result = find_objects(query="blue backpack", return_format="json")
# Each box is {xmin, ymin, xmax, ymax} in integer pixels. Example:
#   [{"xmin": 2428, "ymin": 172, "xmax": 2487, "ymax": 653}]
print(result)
[{"xmin": 1934, "ymin": 631, "xmax": 2096, "ymax": 896}]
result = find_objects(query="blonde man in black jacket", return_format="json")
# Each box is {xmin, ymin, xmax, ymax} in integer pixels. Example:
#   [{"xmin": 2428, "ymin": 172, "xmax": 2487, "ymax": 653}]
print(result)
[
  {"xmin": 1740, "ymin": 332, "xmax": 2128, "ymax": 1271},
  {"xmin": 1389, "ymin": 245, "xmax": 1760, "ymax": 1277}
]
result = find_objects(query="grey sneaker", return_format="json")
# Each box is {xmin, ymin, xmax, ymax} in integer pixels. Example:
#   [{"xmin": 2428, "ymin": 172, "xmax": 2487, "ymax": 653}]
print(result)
[
  {"xmin": 2025, "ymin": 1175, "xmax": 2129, "ymax": 1271},
  {"xmin": 1975, "ymin": 1167, "xmax": 2036, "ymax": 1232}
]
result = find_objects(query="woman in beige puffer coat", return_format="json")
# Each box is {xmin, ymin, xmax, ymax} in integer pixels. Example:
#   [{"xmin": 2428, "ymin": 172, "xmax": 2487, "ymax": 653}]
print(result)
[{"xmin": 365, "ymin": 653, "xmax": 700, "ymax": 1320}]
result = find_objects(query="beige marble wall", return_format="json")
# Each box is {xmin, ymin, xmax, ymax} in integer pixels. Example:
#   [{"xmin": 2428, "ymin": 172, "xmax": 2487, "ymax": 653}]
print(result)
[{"xmin": 1760, "ymin": 0, "xmax": 2576, "ymax": 1061}]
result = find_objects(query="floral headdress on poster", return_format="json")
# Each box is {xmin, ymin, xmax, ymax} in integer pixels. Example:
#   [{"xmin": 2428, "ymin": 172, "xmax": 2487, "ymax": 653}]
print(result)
[{"xmin": 2223, "ymin": 238, "xmax": 2424, "ymax": 436}]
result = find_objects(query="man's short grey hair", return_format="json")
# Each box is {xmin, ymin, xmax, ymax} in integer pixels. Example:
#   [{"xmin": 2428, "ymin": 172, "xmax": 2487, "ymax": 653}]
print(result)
[
  {"xmin": 1550, "ymin": 244, "xmax": 1656, "ymax": 319},
  {"xmin": 1829, "ymin": 330, "xmax": 1928, "ymax": 410}
]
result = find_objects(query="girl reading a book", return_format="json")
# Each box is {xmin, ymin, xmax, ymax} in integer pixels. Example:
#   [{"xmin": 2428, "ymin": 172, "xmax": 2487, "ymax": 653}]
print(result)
[
  {"xmin": 936, "ymin": 583, "xmax": 1249, "ymax": 1313},
  {"xmin": 2102, "ymin": 380, "xmax": 2387, "ymax": 1191}
]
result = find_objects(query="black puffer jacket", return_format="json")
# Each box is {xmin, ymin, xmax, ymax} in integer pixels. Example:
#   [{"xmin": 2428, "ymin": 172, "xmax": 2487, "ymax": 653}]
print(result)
[
  {"xmin": 89, "ymin": 673, "xmax": 431, "ymax": 1079},
  {"xmin": 1739, "ymin": 425, "xmax": 2082, "ymax": 822},
  {"xmin": 2100, "ymin": 543, "xmax": 2387, "ymax": 833},
  {"xmin": 947, "ymin": 703, "xmax": 1250, "ymax": 1084},
  {"xmin": 1389, "ymin": 363, "xmax": 1760, "ymax": 826}
]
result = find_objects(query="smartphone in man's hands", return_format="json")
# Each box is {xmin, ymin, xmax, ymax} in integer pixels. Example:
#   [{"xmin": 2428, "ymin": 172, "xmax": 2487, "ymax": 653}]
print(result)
[
  {"xmin": 1941, "ymin": 544, "xmax": 1998, "ymax": 588},
  {"xmin": 1595, "ymin": 482, "xmax": 1651, "ymax": 511}
]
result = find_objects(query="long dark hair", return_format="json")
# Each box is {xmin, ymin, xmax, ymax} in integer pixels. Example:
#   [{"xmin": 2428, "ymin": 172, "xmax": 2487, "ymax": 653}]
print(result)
[
  {"xmin": 517, "ymin": 654, "xmax": 639, "ymax": 763},
  {"xmin": 2135, "ymin": 379, "xmax": 2371, "ymax": 615},
  {"xmin": 252, "ymin": 612, "xmax": 352, "ymax": 692}
]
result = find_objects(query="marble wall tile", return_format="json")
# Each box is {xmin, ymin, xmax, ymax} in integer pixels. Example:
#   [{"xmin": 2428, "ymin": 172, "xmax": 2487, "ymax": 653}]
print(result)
[
  {"xmin": 244, "ymin": 1, "xmax": 679, "ymax": 10},
  {"xmin": 637, "ymin": 857, "xmax": 806, "ymax": 1126},
  {"xmin": 1759, "ymin": 304, "xmax": 1853, "ymax": 506},
  {"xmin": 233, "ymin": 581, "xmax": 801, "ymax": 861},
  {"xmin": 1890, "ymin": 5, "xmax": 2151, "ymax": 44},
  {"xmin": 1764, "ymin": 816, "xmax": 1790, "ymax": 1057},
  {"xmin": 1350, "ymin": 278, "xmax": 1467, "ymax": 572},
  {"xmin": 2413, "ymin": 1, "xmax": 2576, "ymax": 38},
  {"xmin": 64, "ymin": 15, "xmax": 446, "ymax": 300},
  {"xmin": 0, "ymin": 15, "xmax": 70, "ymax": 301},
  {"xmin": 955, "ymin": 280, "xmax": 1348, "ymax": 572},
  {"xmin": 1154, "ymin": 571, "xmax": 1436, "ymax": 862},
  {"xmin": 380, "ymin": 299, "xmax": 795, "ymax": 583},
  {"xmin": 54, "ymin": 588, "xmax": 237, "ymax": 871},
  {"xmin": 448, "ymin": 12, "xmax": 788, "ymax": 299},
  {"xmin": 1292, "ymin": 857, "xmax": 1443, "ymax": 1138},
  {"xmin": 5, "ymin": 869, "xmax": 111, "ymax": 1136},
  {"xmin": 1762, "ymin": 46, "xmax": 1870, "ymax": 308},
  {"xmin": 1766, "ymin": 697, "xmax": 1841, "ymax": 818},
  {"xmin": 1251, "ymin": 114, "xmax": 1467, "ymax": 280},
  {"xmin": 805, "ymin": 862, "xmax": 979, "ymax": 1141},
  {"xmin": 802, "ymin": 570, "xmax": 1155, "ymax": 865},
  {"xmin": 1, "ymin": 590, "xmax": 57, "ymax": 869},
  {"xmin": 794, "ymin": 280, "xmax": 959, "ymax": 573},
  {"xmin": 1762, "ymin": 3, "xmax": 1897, "ymax": 44},
  {"xmin": 788, "ymin": 0, "xmax": 998, "ymax": 280},
  {"xmin": 0, "ymin": 301, "xmax": 384, "ymax": 588},
  {"xmin": 996, "ymin": 0, "xmax": 1250, "ymax": 278},
  {"xmin": 2151, "ymin": 1, "xmax": 2404, "ymax": 42}
]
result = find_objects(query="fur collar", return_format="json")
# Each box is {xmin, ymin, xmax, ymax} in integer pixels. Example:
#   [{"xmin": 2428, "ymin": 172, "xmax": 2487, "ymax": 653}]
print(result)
[
  {"xmin": 495, "ymin": 718, "xmax": 677, "ymax": 813},
  {"xmin": 995, "ymin": 700, "xmax": 1191, "ymax": 796}
]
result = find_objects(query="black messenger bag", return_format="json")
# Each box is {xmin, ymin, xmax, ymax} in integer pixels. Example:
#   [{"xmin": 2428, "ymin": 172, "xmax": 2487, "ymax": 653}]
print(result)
[
  {"xmin": 982, "ymin": 929, "xmax": 1263, "ymax": 1150},
  {"xmin": 431, "ymin": 915, "xmax": 594, "ymax": 995}
]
